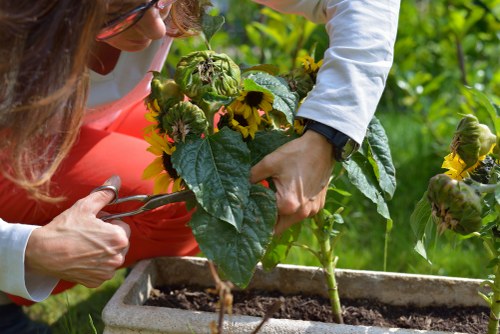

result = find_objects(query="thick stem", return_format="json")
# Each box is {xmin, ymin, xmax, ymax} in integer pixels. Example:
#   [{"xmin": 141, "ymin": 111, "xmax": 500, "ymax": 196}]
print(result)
[
  {"xmin": 314, "ymin": 213, "xmax": 344, "ymax": 324},
  {"xmin": 487, "ymin": 263, "xmax": 500, "ymax": 334}
]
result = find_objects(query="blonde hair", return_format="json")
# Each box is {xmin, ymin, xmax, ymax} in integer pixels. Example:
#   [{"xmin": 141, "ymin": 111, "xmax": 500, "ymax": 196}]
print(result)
[
  {"xmin": 0, "ymin": 0, "xmax": 107, "ymax": 201},
  {"xmin": 0, "ymin": 0, "xmax": 206, "ymax": 201}
]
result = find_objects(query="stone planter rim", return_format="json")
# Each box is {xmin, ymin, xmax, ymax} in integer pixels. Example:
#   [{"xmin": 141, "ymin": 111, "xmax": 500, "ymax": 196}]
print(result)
[{"xmin": 102, "ymin": 256, "xmax": 486, "ymax": 334}]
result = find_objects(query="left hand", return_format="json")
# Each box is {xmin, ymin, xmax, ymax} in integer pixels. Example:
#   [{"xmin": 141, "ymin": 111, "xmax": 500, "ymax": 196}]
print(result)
[{"xmin": 250, "ymin": 130, "xmax": 335, "ymax": 234}]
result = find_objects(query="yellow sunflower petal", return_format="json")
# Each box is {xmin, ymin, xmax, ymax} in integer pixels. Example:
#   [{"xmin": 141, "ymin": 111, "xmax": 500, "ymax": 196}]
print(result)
[
  {"xmin": 153, "ymin": 173, "xmax": 172, "ymax": 194},
  {"xmin": 142, "ymin": 157, "xmax": 165, "ymax": 180}
]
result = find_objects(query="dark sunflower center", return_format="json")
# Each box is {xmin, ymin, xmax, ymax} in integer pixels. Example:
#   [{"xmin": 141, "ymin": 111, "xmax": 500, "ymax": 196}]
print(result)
[
  {"xmin": 233, "ymin": 114, "xmax": 249, "ymax": 127},
  {"xmin": 162, "ymin": 152, "xmax": 180, "ymax": 179},
  {"xmin": 244, "ymin": 91, "xmax": 264, "ymax": 108}
]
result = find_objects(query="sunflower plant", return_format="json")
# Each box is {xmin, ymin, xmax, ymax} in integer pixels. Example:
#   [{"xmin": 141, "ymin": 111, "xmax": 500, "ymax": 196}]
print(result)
[
  {"xmin": 411, "ymin": 88, "xmax": 500, "ymax": 334},
  {"xmin": 142, "ymin": 12, "xmax": 396, "ymax": 312}
]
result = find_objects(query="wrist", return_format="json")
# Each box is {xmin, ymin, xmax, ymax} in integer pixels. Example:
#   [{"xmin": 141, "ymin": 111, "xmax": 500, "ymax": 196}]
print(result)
[
  {"xmin": 303, "ymin": 119, "xmax": 359, "ymax": 162},
  {"xmin": 25, "ymin": 228, "xmax": 47, "ymax": 275}
]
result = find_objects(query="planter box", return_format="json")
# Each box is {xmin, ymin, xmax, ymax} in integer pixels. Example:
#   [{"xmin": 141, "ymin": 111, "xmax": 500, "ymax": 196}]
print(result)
[{"xmin": 102, "ymin": 256, "xmax": 486, "ymax": 334}]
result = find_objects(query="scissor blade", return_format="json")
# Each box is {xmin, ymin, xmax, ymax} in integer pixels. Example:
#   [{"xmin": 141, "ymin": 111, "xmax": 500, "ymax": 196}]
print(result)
[{"xmin": 142, "ymin": 189, "xmax": 196, "ymax": 211}]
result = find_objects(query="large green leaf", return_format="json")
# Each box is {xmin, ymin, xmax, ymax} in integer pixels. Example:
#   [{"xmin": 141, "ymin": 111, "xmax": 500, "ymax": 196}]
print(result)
[
  {"xmin": 261, "ymin": 223, "xmax": 302, "ymax": 271},
  {"xmin": 343, "ymin": 152, "xmax": 391, "ymax": 220},
  {"xmin": 364, "ymin": 117, "xmax": 397, "ymax": 200},
  {"xmin": 247, "ymin": 130, "xmax": 296, "ymax": 166},
  {"xmin": 189, "ymin": 185, "xmax": 277, "ymax": 287},
  {"xmin": 172, "ymin": 127, "xmax": 251, "ymax": 230},
  {"xmin": 243, "ymin": 72, "xmax": 298, "ymax": 125}
]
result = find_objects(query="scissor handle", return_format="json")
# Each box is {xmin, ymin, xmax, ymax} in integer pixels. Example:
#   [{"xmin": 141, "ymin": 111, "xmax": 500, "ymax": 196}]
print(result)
[{"xmin": 90, "ymin": 185, "xmax": 120, "ymax": 203}]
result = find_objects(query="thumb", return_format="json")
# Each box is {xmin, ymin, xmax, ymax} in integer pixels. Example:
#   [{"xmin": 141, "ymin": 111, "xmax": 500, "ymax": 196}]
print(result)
[
  {"xmin": 250, "ymin": 158, "xmax": 274, "ymax": 184},
  {"xmin": 86, "ymin": 175, "xmax": 122, "ymax": 214}
]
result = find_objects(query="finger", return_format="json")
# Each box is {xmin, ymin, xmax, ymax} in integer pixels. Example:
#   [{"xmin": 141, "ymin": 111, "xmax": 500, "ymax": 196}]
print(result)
[
  {"xmin": 108, "ymin": 219, "xmax": 132, "ymax": 239},
  {"xmin": 274, "ymin": 214, "xmax": 298, "ymax": 236},
  {"xmin": 250, "ymin": 157, "xmax": 274, "ymax": 184},
  {"xmin": 86, "ymin": 175, "xmax": 122, "ymax": 214}
]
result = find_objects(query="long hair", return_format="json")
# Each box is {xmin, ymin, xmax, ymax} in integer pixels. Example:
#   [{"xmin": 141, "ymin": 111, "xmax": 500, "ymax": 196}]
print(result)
[
  {"xmin": 0, "ymin": 0, "xmax": 205, "ymax": 202},
  {"xmin": 0, "ymin": 0, "xmax": 108, "ymax": 201}
]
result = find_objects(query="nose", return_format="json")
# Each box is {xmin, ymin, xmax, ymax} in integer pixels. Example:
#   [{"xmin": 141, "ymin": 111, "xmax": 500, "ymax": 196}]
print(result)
[{"xmin": 135, "ymin": 4, "xmax": 170, "ymax": 40}]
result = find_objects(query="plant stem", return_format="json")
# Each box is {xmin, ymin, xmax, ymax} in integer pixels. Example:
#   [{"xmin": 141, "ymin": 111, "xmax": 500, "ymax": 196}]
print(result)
[
  {"xmin": 487, "ymin": 263, "xmax": 500, "ymax": 334},
  {"xmin": 313, "ymin": 213, "xmax": 344, "ymax": 324}
]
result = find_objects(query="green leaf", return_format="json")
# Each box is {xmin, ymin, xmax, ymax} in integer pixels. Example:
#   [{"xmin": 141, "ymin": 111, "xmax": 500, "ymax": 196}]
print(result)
[
  {"xmin": 172, "ymin": 128, "xmax": 251, "ymax": 230},
  {"xmin": 343, "ymin": 152, "xmax": 391, "ymax": 220},
  {"xmin": 364, "ymin": 117, "xmax": 397, "ymax": 200},
  {"xmin": 261, "ymin": 223, "xmax": 302, "ymax": 271},
  {"xmin": 241, "ymin": 64, "xmax": 280, "ymax": 75},
  {"xmin": 410, "ymin": 191, "xmax": 432, "ymax": 240},
  {"xmin": 201, "ymin": 12, "xmax": 225, "ymax": 47},
  {"xmin": 409, "ymin": 191, "xmax": 435, "ymax": 264},
  {"xmin": 247, "ymin": 130, "xmax": 296, "ymax": 166},
  {"xmin": 189, "ymin": 185, "xmax": 277, "ymax": 287},
  {"xmin": 243, "ymin": 72, "xmax": 298, "ymax": 125}
]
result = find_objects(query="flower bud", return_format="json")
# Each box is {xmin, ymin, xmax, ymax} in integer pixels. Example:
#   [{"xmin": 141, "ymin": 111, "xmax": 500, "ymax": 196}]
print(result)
[
  {"xmin": 427, "ymin": 174, "xmax": 482, "ymax": 235},
  {"xmin": 450, "ymin": 114, "xmax": 496, "ymax": 168},
  {"xmin": 148, "ymin": 72, "xmax": 184, "ymax": 112},
  {"xmin": 174, "ymin": 50, "xmax": 241, "ymax": 103},
  {"xmin": 162, "ymin": 101, "xmax": 209, "ymax": 142}
]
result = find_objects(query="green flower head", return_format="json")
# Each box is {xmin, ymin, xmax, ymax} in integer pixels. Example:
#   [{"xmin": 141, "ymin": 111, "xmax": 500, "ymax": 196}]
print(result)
[
  {"xmin": 427, "ymin": 174, "xmax": 482, "ymax": 235},
  {"xmin": 161, "ymin": 101, "xmax": 209, "ymax": 143},
  {"xmin": 174, "ymin": 50, "xmax": 241, "ymax": 103},
  {"xmin": 450, "ymin": 114, "xmax": 496, "ymax": 169}
]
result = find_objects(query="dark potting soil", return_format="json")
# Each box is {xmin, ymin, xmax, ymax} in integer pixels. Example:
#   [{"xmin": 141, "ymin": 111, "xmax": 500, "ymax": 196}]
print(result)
[{"xmin": 144, "ymin": 284, "xmax": 490, "ymax": 334}]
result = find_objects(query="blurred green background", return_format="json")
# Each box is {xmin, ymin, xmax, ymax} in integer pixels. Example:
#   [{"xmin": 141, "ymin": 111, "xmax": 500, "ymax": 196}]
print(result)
[{"xmin": 27, "ymin": 0, "xmax": 500, "ymax": 332}]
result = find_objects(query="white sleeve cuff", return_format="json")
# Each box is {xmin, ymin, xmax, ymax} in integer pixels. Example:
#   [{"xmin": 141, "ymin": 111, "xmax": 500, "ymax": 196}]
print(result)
[{"xmin": 0, "ymin": 220, "xmax": 59, "ymax": 302}]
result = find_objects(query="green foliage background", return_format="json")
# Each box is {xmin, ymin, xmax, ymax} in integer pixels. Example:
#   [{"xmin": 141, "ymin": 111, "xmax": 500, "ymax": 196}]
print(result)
[{"xmin": 28, "ymin": 0, "xmax": 500, "ymax": 332}]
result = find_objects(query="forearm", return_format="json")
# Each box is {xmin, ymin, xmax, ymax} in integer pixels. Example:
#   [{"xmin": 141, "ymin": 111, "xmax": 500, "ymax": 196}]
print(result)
[
  {"xmin": 0, "ymin": 219, "xmax": 58, "ymax": 302},
  {"xmin": 252, "ymin": 0, "xmax": 401, "ymax": 143}
]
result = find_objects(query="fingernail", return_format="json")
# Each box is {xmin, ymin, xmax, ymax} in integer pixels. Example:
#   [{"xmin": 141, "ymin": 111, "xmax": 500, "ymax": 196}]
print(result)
[{"xmin": 103, "ymin": 175, "xmax": 122, "ymax": 188}]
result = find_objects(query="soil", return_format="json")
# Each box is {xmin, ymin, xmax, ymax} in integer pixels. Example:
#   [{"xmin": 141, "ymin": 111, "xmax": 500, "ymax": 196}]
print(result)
[{"xmin": 144, "ymin": 284, "xmax": 490, "ymax": 334}]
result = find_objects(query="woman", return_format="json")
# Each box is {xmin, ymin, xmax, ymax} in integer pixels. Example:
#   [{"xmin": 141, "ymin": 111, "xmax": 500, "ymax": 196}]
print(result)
[{"xmin": 0, "ymin": 0, "xmax": 400, "ymax": 332}]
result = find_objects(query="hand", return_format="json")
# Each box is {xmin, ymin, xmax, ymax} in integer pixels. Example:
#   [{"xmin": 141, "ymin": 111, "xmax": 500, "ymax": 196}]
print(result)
[
  {"xmin": 25, "ymin": 175, "xmax": 131, "ymax": 288},
  {"xmin": 250, "ymin": 130, "xmax": 335, "ymax": 234}
]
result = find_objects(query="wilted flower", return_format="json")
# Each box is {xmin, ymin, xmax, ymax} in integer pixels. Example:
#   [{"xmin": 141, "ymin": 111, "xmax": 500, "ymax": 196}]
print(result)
[
  {"xmin": 449, "ymin": 114, "xmax": 496, "ymax": 169},
  {"xmin": 161, "ymin": 101, "xmax": 209, "ymax": 143},
  {"xmin": 427, "ymin": 174, "xmax": 482, "ymax": 235},
  {"xmin": 174, "ymin": 50, "xmax": 241, "ymax": 103}
]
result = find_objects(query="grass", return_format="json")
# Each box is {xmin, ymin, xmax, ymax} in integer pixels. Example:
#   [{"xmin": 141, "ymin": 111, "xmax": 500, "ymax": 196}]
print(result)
[{"xmin": 25, "ymin": 111, "xmax": 490, "ymax": 332}]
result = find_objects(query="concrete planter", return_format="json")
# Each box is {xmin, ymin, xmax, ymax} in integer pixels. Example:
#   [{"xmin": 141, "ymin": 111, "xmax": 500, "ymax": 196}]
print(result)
[{"xmin": 102, "ymin": 256, "xmax": 486, "ymax": 334}]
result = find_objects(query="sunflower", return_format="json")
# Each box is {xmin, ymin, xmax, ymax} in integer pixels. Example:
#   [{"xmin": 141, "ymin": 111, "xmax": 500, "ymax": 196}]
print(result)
[
  {"xmin": 293, "ymin": 118, "xmax": 306, "ymax": 135},
  {"xmin": 142, "ymin": 131, "xmax": 184, "ymax": 193},
  {"xmin": 144, "ymin": 99, "xmax": 162, "ymax": 134},
  {"xmin": 226, "ymin": 110, "xmax": 260, "ymax": 139},
  {"xmin": 299, "ymin": 55, "xmax": 323, "ymax": 75},
  {"xmin": 442, "ymin": 152, "xmax": 483, "ymax": 180},
  {"xmin": 228, "ymin": 90, "xmax": 274, "ymax": 123}
]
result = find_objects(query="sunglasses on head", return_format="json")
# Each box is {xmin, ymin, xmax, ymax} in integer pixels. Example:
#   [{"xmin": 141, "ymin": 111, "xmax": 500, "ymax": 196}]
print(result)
[{"xmin": 96, "ymin": 0, "xmax": 177, "ymax": 41}]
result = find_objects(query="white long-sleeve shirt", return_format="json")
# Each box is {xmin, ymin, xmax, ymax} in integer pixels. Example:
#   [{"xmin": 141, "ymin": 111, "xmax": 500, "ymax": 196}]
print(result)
[{"xmin": 0, "ymin": 0, "xmax": 400, "ymax": 301}]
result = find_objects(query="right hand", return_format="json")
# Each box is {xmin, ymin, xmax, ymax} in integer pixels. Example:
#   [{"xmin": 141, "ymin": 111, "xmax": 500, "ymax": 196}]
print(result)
[{"xmin": 25, "ymin": 175, "xmax": 131, "ymax": 288}]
